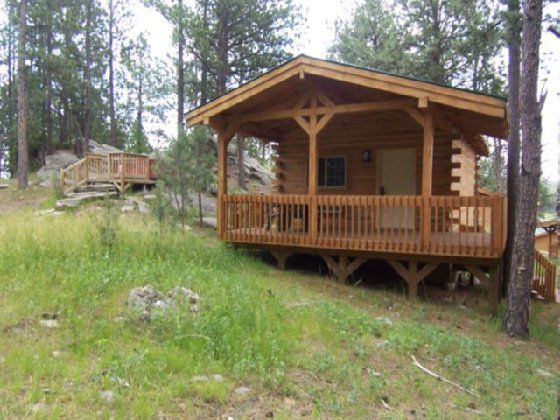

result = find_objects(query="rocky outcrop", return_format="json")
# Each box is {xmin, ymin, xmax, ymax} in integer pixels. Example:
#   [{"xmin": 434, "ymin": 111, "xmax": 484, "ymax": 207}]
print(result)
[
  {"xmin": 37, "ymin": 141, "xmax": 122, "ymax": 187},
  {"xmin": 37, "ymin": 150, "xmax": 80, "ymax": 187}
]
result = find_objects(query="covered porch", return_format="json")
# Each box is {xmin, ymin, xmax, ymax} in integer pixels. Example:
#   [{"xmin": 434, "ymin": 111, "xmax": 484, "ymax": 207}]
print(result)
[{"xmin": 186, "ymin": 55, "xmax": 508, "ymax": 303}]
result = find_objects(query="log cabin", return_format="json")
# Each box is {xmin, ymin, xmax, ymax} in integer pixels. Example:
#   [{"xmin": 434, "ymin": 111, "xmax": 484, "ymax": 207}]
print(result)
[{"xmin": 185, "ymin": 55, "xmax": 509, "ymax": 312}]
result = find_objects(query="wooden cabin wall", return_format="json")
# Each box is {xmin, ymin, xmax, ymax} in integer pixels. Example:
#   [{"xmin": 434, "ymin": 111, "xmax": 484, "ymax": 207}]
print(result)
[
  {"xmin": 451, "ymin": 138, "xmax": 477, "ymax": 196},
  {"xmin": 274, "ymin": 123, "xmax": 455, "ymax": 195}
]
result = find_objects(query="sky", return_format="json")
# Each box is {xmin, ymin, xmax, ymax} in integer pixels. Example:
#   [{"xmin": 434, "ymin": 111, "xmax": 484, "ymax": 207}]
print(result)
[{"xmin": 134, "ymin": 0, "xmax": 560, "ymax": 182}]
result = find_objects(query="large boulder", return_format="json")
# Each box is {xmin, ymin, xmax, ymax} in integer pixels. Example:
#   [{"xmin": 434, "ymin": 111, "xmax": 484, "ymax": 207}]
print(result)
[
  {"xmin": 37, "ymin": 150, "xmax": 79, "ymax": 185},
  {"xmin": 88, "ymin": 140, "xmax": 121, "ymax": 154}
]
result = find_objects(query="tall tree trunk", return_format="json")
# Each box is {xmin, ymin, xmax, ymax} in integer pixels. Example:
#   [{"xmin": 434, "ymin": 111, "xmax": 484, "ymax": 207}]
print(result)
[
  {"xmin": 493, "ymin": 137, "xmax": 503, "ymax": 193},
  {"xmin": 503, "ymin": 0, "xmax": 544, "ymax": 338},
  {"xmin": 17, "ymin": 0, "xmax": 27, "ymax": 189},
  {"xmin": 82, "ymin": 1, "xmax": 93, "ymax": 156},
  {"xmin": 108, "ymin": 0, "xmax": 117, "ymax": 147},
  {"xmin": 177, "ymin": 0, "xmax": 185, "ymax": 138},
  {"xmin": 216, "ymin": 3, "xmax": 229, "ymax": 95},
  {"xmin": 503, "ymin": 0, "xmax": 522, "ymax": 296}
]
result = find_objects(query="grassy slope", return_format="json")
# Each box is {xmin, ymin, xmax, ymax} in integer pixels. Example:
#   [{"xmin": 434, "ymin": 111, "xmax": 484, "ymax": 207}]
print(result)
[{"xmin": 0, "ymin": 194, "xmax": 558, "ymax": 418}]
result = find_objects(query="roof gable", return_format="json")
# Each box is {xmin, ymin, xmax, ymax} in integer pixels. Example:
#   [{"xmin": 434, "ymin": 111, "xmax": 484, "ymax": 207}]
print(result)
[{"xmin": 185, "ymin": 55, "xmax": 508, "ymax": 140}]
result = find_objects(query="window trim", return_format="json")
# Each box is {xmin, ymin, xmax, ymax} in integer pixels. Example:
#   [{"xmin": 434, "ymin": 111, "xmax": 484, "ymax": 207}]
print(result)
[{"xmin": 317, "ymin": 155, "xmax": 347, "ymax": 189}]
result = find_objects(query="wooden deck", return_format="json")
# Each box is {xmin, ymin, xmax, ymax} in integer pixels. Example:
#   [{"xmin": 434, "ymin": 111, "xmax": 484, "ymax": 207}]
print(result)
[
  {"xmin": 220, "ymin": 193, "xmax": 507, "ymax": 260},
  {"xmin": 60, "ymin": 152, "xmax": 156, "ymax": 194}
]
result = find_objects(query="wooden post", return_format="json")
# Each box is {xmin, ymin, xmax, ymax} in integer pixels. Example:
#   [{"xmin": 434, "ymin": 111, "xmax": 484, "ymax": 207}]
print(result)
[
  {"xmin": 308, "ymin": 131, "xmax": 318, "ymax": 242},
  {"xmin": 120, "ymin": 152, "xmax": 125, "ymax": 192},
  {"xmin": 421, "ymin": 112, "xmax": 434, "ymax": 249},
  {"xmin": 85, "ymin": 154, "xmax": 89, "ymax": 182},
  {"xmin": 272, "ymin": 250, "xmax": 291, "ymax": 270},
  {"xmin": 217, "ymin": 132, "xmax": 229, "ymax": 238},
  {"xmin": 216, "ymin": 124, "xmax": 238, "ymax": 238}
]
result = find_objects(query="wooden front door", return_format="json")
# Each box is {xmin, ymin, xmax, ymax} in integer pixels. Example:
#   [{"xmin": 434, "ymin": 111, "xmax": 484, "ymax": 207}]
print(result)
[{"xmin": 378, "ymin": 148, "xmax": 417, "ymax": 229}]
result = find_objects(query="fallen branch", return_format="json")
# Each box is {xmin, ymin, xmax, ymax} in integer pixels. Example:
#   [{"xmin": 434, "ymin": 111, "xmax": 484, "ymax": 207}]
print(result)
[{"xmin": 411, "ymin": 355, "xmax": 478, "ymax": 397}]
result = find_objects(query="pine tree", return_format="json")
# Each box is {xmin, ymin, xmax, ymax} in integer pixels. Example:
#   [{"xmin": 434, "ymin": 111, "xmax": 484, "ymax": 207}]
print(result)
[
  {"xmin": 503, "ymin": 0, "xmax": 545, "ymax": 339},
  {"xmin": 16, "ymin": 0, "xmax": 27, "ymax": 188}
]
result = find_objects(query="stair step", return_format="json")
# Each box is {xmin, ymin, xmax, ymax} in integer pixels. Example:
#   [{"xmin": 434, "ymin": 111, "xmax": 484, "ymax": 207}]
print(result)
[
  {"xmin": 56, "ymin": 191, "xmax": 118, "ymax": 209},
  {"xmin": 75, "ymin": 183, "xmax": 116, "ymax": 193}
]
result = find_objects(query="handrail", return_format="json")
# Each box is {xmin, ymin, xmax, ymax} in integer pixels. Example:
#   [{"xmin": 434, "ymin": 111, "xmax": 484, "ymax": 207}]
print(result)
[
  {"xmin": 533, "ymin": 249, "xmax": 557, "ymax": 302},
  {"xmin": 59, "ymin": 152, "xmax": 155, "ymax": 194},
  {"xmin": 220, "ymin": 193, "xmax": 507, "ymax": 259}
]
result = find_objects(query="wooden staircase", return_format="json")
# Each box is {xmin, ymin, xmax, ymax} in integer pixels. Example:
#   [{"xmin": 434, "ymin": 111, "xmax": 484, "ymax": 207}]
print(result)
[
  {"xmin": 60, "ymin": 152, "xmax": 156, "ymax": 195},
  {"xmin": 532, "ymin": 248, "xmax": 557, "ymax": 302}
]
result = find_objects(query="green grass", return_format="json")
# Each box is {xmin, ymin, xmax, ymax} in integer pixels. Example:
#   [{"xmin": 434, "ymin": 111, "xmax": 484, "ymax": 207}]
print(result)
[{"xmin": 0, "ymin": 204, "xmax": 558, "ymax": 418}]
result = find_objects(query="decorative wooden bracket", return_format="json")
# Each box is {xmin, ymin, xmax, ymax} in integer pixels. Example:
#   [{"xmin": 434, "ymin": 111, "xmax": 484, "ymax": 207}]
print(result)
[
  {"xmin": 292, "ymin": 89, "xmax": 335, "ymax": 136},
  {"xmin": 322, "ymin": 255, "xmax": 366, "ymax": 284},
  {"xmin": 271, "ymin": 251, "xmax": 292, "ymax": 270},
  {"xmin": 388, "ymin": 260, "xmax": 438, "ymax": 299}
]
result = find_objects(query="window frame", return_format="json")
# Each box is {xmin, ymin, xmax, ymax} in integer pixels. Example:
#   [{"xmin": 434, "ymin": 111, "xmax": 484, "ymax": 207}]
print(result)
[{"xmin": 317, "ymin": 155, "xmax": 347, "ymax": 189}]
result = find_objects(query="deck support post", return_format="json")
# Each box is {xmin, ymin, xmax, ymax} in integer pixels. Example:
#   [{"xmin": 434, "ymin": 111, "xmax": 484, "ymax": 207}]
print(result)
[
  {"xmin": 465, "ymin": 264, "xmax": 501, "ymax": 317},
  {"xmin": 271, "ymin": 250, "xmax": 292, "ymax": 270},
  {"xmin": 290, "ymin": 88, "xmax": 335, "ymax": 245},
  {"xmin": 421, "ymin": 111, "xmax": 434, "ymax": 248},
  {"xmin": 120, "ymin": 152, "xmax": 125, "ymax": 193},
  {"xmin": 322, "ymin": 255, "xmax": 366, "ymax": 284},
  {"xmin": 388, "ymin": 260, "xmax": 438, "ymax": 299},
  {"xmin": 215, "ymin": 121, "xmax": 240, "ymax": 239}
]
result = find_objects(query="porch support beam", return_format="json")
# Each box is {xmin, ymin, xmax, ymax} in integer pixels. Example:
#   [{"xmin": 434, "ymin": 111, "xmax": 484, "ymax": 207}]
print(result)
[
  {"xmin": 388, "ymin": 260, "xmax": 438, "ymax": 299},
  {"xmin": 271, "ymin": 250, "xmax": 292, "ymax": 270},
  {"xmin": 465, "ymin": 264, "xmax": 501, "ymax": 317},
  {"xmin": 322, "ymin": 255, "xmax": 367, "ymax": 284},
  {"xmin": 215, "ymin": 121, "xmax": 240, "ymax": 238},
  {"xmin": 422, "ymin": 112, "xmax": 434, "ymax": 196}
]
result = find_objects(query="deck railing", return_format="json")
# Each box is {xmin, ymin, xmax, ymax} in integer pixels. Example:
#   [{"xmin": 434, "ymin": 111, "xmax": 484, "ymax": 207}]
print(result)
[
  {"xmin": 533, "ymin": 249, "xmax": 557, "ymax": 302},
  {"xmin": 221, "ymin": 193, "xmax": 507, "ymax": 259},
  {"xmin": 60, "ymin": 152, "xmax": 156, "ymax": 194}
]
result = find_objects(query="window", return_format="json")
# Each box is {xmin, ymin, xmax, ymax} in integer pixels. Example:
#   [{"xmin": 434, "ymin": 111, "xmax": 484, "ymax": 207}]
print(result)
[{"xmin": 318, "ymin": 157, "xmax": 346, "ymax": 187}]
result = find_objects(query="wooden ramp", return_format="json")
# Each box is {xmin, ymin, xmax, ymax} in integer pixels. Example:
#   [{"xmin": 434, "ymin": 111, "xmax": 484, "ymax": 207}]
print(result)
[{"xmin": 60, "ymin": 152, "xmax": 156, "ymax": 195}]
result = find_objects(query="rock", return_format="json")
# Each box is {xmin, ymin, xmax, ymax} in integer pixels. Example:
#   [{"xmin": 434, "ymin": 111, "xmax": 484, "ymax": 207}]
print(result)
[
  {"xmin": 143, "ymin": 193, "xmax": 157, "ymax": 201},
  {"xmin": 375, "ymin": 340, "xmax": 390, "ymax": 349},
  {"xmin": 234, "ymin": 386, "xmax": 251, "ymax": 396},
  {"xmin": 178, "ymin": 402, "xmax": 187, "ymax": 412},
  {"xmin": 88, "ymin": 140, "xmax": 121, "ymax": 154},
  {"xmin": 127, "ymin": 285, "xmax": 165, "ymax": 319},
  {"xmin": 536, "ymin": 368, "xmax": 552, "ymax": 377},
  {"xmin": 136, "ymin": 201, "xmax": 150, "ymax": 214},
  {"xmin": 127, "ymin": 285, "xmax": 200, "ymax": 320},
  {"xmin": 39, "ymin": 179, "xmax": 53, "ymax": 188},
  {"xmin": 0, "ymin": 183, "xmax": 9, "ymax": 189},
  {"xmin": 37, "ymin": 150, "xmax": 79, "ymax": 185},
  {"xmin": 212, "ymin": 374, "xmax": 224, "ymax": 382},
  {"xmin": 56, "ymin": 192, "xmax": 116, "ymax": 210},
  {"xmin": 39, "ymin": 319, "xmax": 59, "ymax": 328},
  {"xmin": 99, "ymin": 390, "xmax": 115, "ymax": 403},
  {"xmin": 191, "ymin": 375, "xmax": 209, "ymax": 382},
  {"xmin": 55, "ymin": 198, "xmax": 81, "ymax": 210},
  {"xmin": 168, "ymin": 286, "xmax": 200, "ymax": 305},
  {"xmin": 202, "ymin": 217, "xmax": 217, "ymax": 228},
  {"xmin": 121, "ymin": 204, "xmax": 135, "ymax": 213},
  {"xmin": 52, "ymin": 351, "xmax": 61, "ymax": 358},
  {"xmin": 374, "ymin": 316, "xmax": 393, "ymax": 327},
  {"xmin": 29, "ymin": 403, "xmax": 49, "ymax": 412}
]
